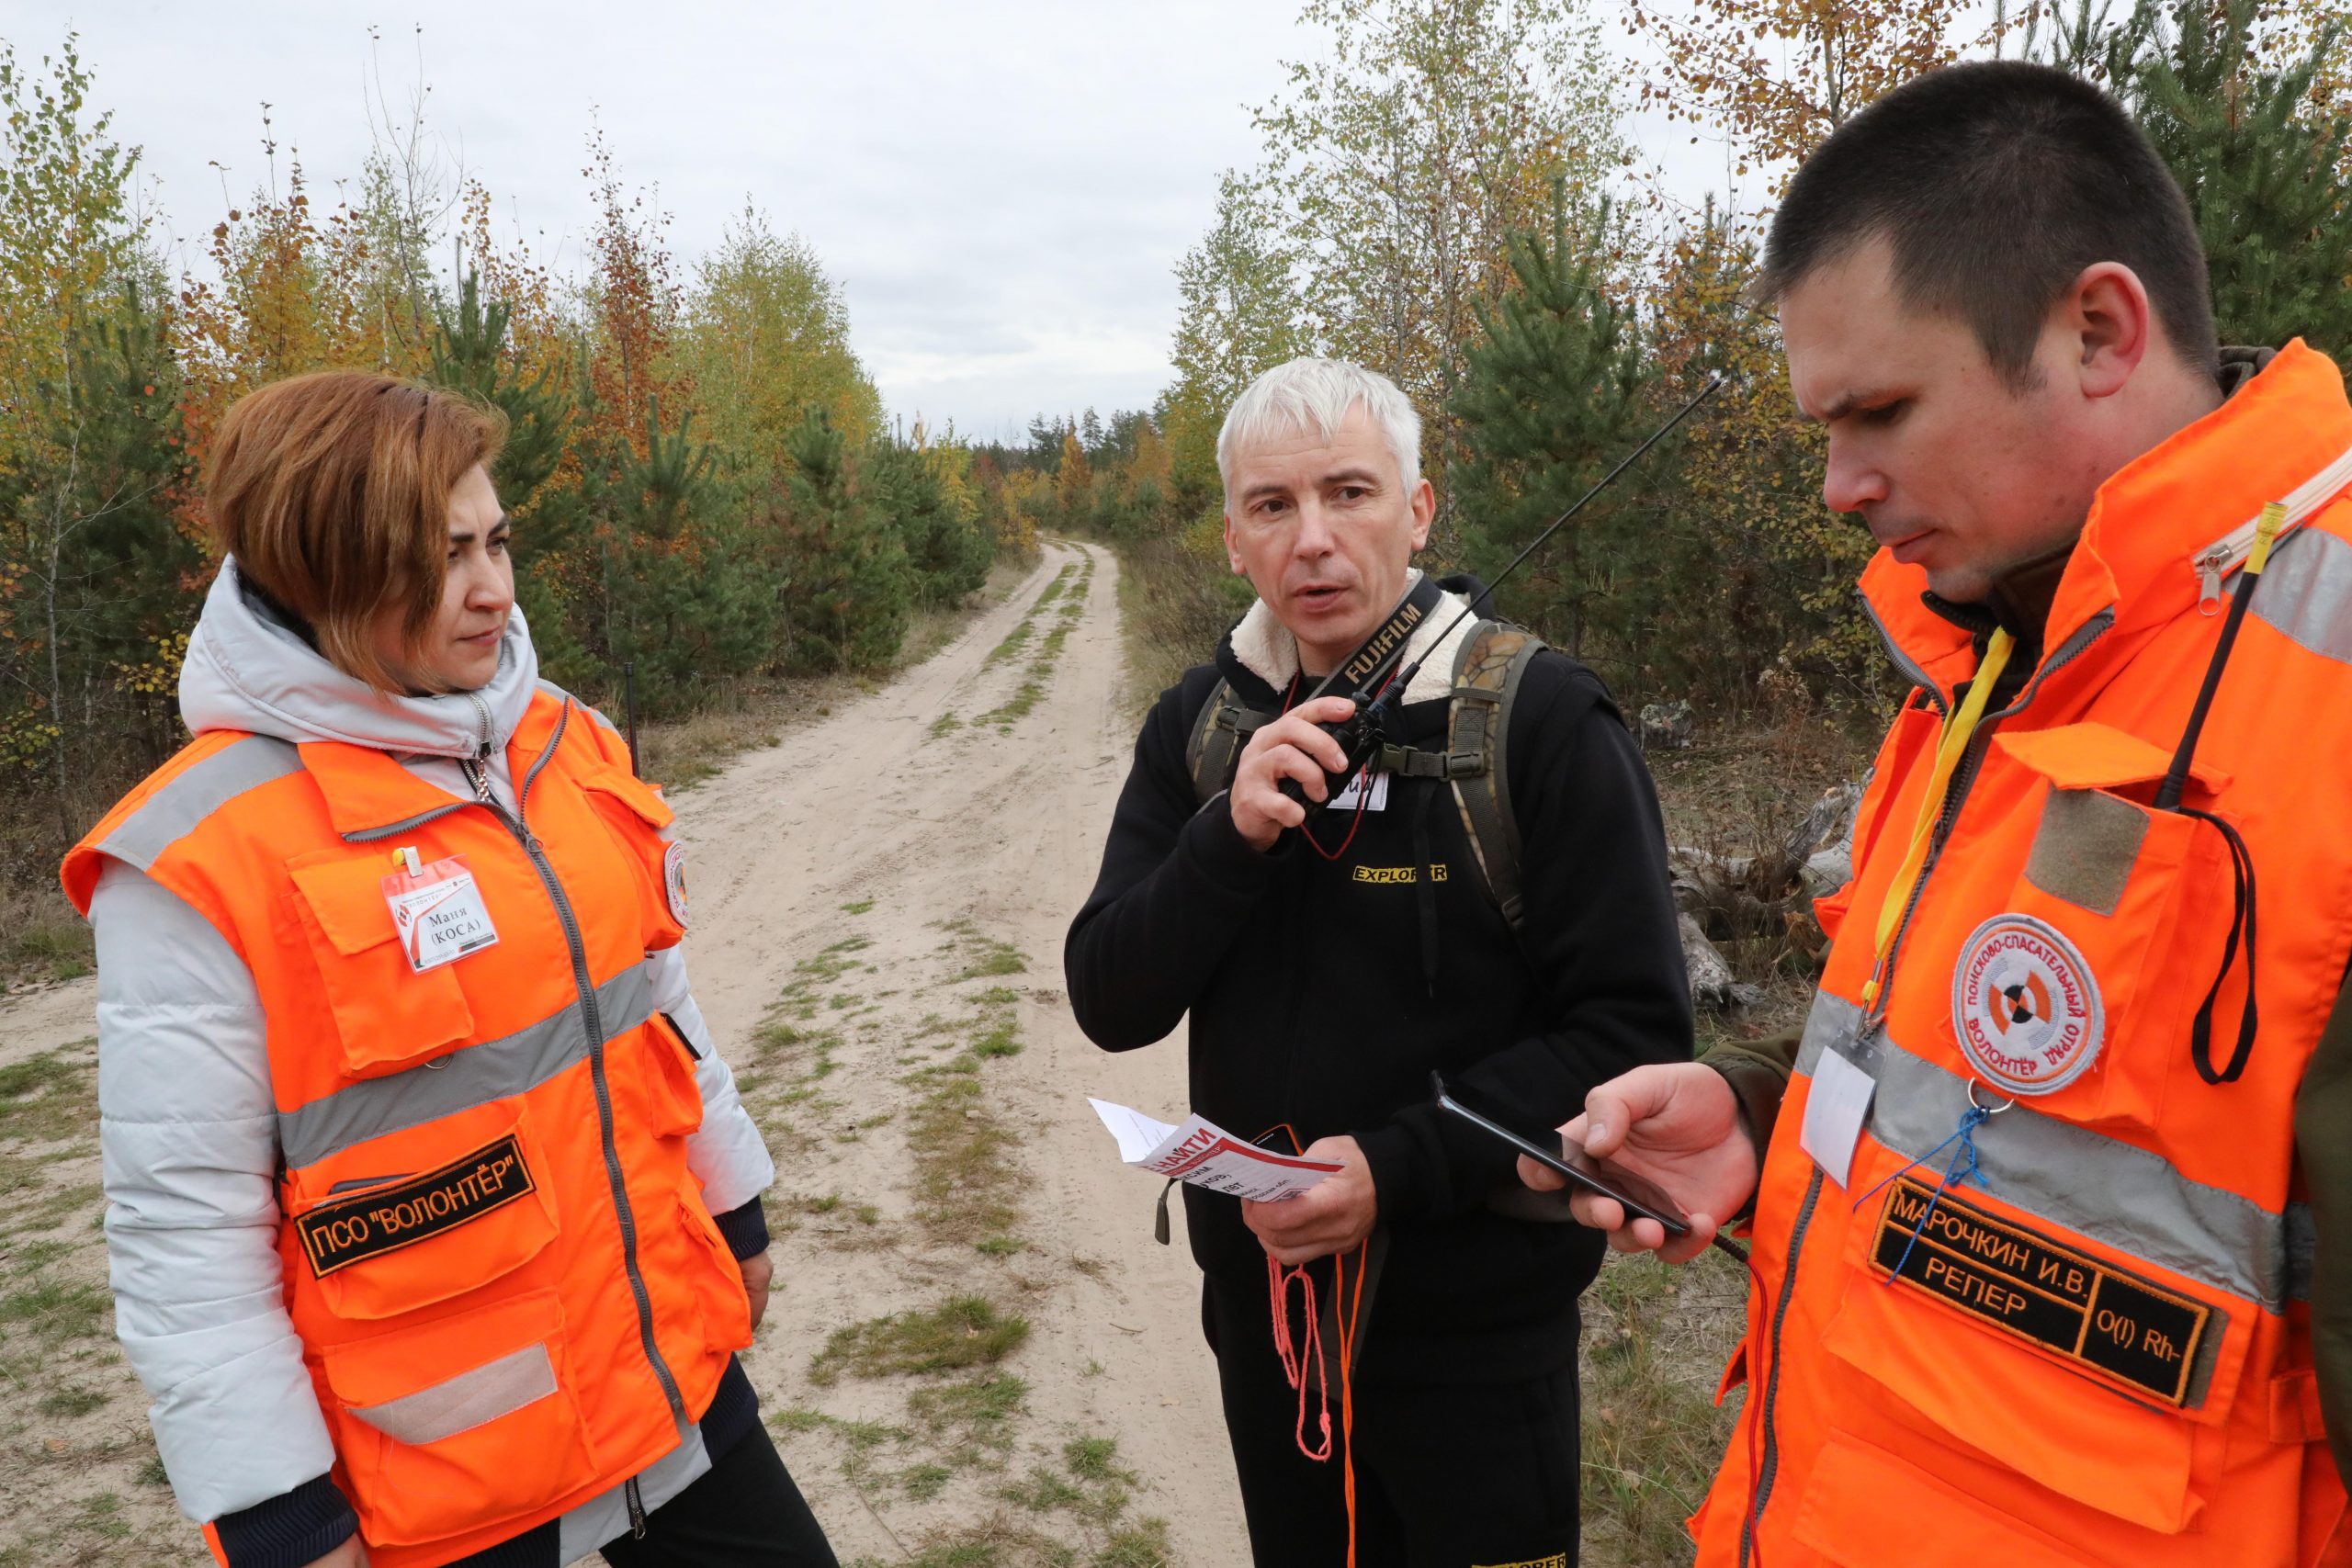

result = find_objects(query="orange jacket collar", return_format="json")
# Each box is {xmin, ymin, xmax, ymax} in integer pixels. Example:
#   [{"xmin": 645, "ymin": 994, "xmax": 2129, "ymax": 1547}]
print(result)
[
  {"xmin": 1859, "ymin": 340, "xmax": 2352, "ymax": 703},
  {"xmin": 298, "ymin": 691, "xmax": 573, "ymax": 839}
]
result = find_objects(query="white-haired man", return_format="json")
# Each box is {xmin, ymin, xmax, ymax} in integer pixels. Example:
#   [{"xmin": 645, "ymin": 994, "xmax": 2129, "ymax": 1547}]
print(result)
[{"xmin": 1065, "ymin": 357, "xmax": 1691, "ymax": 1564}]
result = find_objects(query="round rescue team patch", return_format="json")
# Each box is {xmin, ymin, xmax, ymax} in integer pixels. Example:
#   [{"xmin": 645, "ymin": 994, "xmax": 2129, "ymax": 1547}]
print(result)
[
  {"xmin": 664, "ymin": 840, "xmax": 691, "ymax": 928},
  {"xmin": 1951, "ymin": 913, "xmax": 2103, "ymax": 1094}
]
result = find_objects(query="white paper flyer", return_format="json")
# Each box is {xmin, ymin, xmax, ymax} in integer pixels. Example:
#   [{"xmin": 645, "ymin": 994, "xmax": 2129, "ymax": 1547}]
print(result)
[{"xmin": 1087, "ymin": 1097, "xmax": 1340, "ymax": 1201}]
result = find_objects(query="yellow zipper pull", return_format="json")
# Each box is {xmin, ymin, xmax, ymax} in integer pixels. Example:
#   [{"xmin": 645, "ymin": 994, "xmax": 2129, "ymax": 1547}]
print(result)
[{"xmin": 2245, "ymin": 500, "xmax": 2289, "ymax": 577}]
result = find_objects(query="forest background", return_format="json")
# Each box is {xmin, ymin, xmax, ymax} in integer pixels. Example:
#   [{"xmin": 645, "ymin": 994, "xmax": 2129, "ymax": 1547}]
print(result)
[{"xmin": 3, "ymin": 0, "xmax": 2349, "ymax": 982}]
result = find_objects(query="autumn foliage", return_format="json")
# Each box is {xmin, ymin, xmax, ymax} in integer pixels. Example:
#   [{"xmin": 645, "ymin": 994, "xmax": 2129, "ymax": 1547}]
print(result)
[
  {"xmin": 0, "ymin": 37, "xmax": 1008, "ymax": 894},
  {"xmin": 1118, "ymin": 0, "xmax": 2352, "ymax": 721},
  {"xmin": 5, "ymin": 0, "xmax": 2348, "ymax": 906}
]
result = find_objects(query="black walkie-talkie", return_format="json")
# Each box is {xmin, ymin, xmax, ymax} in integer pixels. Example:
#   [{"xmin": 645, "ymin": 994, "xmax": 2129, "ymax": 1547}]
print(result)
[
  {"xmin": 1272, "ymin": 577, "xmax": 1435, "ymax": 823},
  {"xmin": 1274, "ymin": 696, "xmax": 1385, "ymax": 820}
]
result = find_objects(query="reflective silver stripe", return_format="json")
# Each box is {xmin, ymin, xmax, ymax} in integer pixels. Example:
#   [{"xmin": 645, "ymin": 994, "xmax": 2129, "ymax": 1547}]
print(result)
[
  {"xmin": 98, "ymin": 737, "xmax": 302, "ymax": 870},
  {"xmin": 279, "ymin": 960, "xmax": 656, "ymax": 1168},
  {"xmin": 538, "ymin": 679, "xmax": 620, "ymax": 739},
  {"xmin": 1792, "ymin": 989, "xmax": 1869, "ymax": 1076},
  {"xmin": 348, "ymin": 1341, "xmax": 557, "ymax": 1445},
  {"xmin": 2252, "ymin": 526, "xmax": 2352, "ymax": 666},
  {"xmin": 1795, "ymin": 991, "xmax": 2306, "ymax": 1312}
]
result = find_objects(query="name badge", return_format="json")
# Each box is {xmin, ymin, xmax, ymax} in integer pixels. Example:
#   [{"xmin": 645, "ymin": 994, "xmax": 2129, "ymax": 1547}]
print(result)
[
  {"xmin": 1329, "ymin": 771, "xmax": 1391, "ymax": 812},
  {"xmin": 296, "ymin": 1134, "xmax": 536, "ymax": 1277},
  {"xmin": 1870, "ymin": 1177, "xmax": 2212, "ymax": 1406},
  {"xmin": 1800, "ymin": 1046, "xmax": 1876, "ymax": 1189},
  {"xmin": 381, "ymin": 852, "xmax": 500, "ymax": 974}
]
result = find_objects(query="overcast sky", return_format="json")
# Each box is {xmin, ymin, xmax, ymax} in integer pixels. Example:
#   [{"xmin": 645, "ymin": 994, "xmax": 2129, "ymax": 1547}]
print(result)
[{"xmin": 12, "ymin": 2, "xmax": 1745, "ymax": 443}]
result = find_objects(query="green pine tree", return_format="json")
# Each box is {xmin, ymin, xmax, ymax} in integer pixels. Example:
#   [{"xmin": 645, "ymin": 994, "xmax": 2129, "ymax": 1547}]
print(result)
[
  {"xmin": 2036, "ymin": 0, "xmax": 2352, "ymax": 354},
  {"xmin": 775, "ymin": 408, "xmax": 912, "ymax": 671},
  {"xmin": 864, "ymin": 437, "xmax": 991, "ymax": 609},
  {"xmin": 1450, "ymin": 187, "xmax": 1647, "ymax": 660},
  {"xmin": 0, "ymin": 282, "xmax": 202, "ymax": 832},
  {"xmin": 425, "ymin": 271, "xmax": 573, "ymax": 508},
  {"xmin": 597, "ymin": 399, "xmax": 780, "ymax": 714},
  {"xmin": 2126, "ymin": 0, "xmax": 2352, "ymax": 355}
]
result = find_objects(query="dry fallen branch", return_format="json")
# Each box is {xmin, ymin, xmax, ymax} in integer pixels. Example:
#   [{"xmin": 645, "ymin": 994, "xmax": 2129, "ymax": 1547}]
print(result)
[{"xmin": 1668, "ymin": 780, "xmax": 1861, "ymax": 1010}]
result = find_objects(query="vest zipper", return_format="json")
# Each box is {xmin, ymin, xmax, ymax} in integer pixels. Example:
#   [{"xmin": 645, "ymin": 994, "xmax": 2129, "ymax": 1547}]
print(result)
[
  {"xmin": 2186, "ymin": 436, "xmax": 2352, "ymax": 609},
  {"xmin": 460, "ymin": 692, "xmax": 497, "ymax": 804},
  {"xmin": 625, "ymin": 1474, "xmax": 648, "ymax": 1538},
  {"xmin": 500, "ymin": 702, "xmax": 689, "ymax": 1423},
  {"xmin": 1856, "ymin": 593, "xmax": 1950, "ymax": 717},
  {"xmin": 342, "ymin": 700, "xmax": 690, "ymax": 1426},
  {"xmin": 1740, "ymin": 605, "xmax": 2114, "ymax": 1562},
  {"xmin": 1740, "ymin": 1166, "xmax": 1823, "ymax": 1566}
]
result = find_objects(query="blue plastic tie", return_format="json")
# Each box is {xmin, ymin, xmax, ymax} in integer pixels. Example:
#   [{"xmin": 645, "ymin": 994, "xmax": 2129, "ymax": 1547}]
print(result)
[{"xmin": 1852, "ymin": 1103, "xmax": 1991, "ymax": 1287}]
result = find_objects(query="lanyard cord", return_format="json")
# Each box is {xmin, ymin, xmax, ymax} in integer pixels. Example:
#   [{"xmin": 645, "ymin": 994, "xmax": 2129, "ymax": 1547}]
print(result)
[
  {"xmin": 1762, "ymin": 628, "xmax": 2010, "ymax": 1561},
  {"xmin": 1860, "ymin": 627, "xmax": 2017, "ymax": 1012}
]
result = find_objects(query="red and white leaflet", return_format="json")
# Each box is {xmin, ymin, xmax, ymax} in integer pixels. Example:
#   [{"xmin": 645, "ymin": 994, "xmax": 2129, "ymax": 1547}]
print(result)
[{"xmin": 1087, "ymin": 1097, "xmax": 1340, "ymax": 1202}]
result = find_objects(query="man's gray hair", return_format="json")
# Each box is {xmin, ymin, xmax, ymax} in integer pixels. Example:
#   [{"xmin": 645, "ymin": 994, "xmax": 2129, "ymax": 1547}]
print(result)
[{"xmin": 1216, "ymin": 357, "xmax": 1422, "ymax": 500}]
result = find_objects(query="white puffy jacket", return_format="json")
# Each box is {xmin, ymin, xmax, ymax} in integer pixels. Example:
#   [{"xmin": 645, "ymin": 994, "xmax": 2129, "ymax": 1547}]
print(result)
[{"xmin": 90, "ymin": 561, "xmax": 775, "ymax": 1533}]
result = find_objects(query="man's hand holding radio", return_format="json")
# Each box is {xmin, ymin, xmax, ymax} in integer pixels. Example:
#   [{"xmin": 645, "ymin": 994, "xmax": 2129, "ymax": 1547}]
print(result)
[{"xmin": 1229, "ymin": 695, "xmax": 1360, "ymax": 850}]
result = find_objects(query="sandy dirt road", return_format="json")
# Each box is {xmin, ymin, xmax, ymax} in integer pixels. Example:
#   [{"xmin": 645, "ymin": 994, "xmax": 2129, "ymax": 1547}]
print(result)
[
  {"xmin": 0, "ymin": 539, "xmax": 1251, "ymax": 1564},
  {"xmin": 667, "ymin": 538, "xmax": 1247, "ymax": 1562}
]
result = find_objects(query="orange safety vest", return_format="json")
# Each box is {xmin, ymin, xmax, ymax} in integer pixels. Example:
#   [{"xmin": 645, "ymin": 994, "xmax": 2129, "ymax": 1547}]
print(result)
[
  {"xmin": 1693, "ymin": 342, "xmax": 2352, "ymax": 1568},
  {"xmin": 63, "ymin": 689, "xmax": 751, "ymax": 1568}
]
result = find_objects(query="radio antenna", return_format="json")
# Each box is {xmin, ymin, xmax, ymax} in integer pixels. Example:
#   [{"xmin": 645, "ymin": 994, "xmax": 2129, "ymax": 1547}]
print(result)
[{"xmin": 1380, "ymin": 374, "xmax": 1724, "ymax": 705}]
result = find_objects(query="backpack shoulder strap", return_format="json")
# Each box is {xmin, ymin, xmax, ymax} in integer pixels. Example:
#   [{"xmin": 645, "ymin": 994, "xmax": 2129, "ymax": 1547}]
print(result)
[
  {"xmin": 1447, "ymin": 620, "xmax": 1546, "ymax": 931},
  {"xmin": 1184, "ymin": 680, "xmax": 1274, "ymax": 806}
]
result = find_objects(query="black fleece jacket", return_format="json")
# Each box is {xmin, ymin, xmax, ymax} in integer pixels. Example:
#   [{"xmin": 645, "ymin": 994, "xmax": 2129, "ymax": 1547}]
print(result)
[{"xmin": 1065, "ymin": 609, "xmax": 1691, "ymax": 1382}]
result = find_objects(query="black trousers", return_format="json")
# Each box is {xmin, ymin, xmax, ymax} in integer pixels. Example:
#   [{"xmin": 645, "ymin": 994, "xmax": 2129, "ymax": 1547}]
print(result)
[
  {"xmin": 598, "ymin": 1421, "xmax": 838, "ymax": 1567},
  {"xmin": 1204, "ymin": 1275, "xmax": 1581, "ymax": 1568}
]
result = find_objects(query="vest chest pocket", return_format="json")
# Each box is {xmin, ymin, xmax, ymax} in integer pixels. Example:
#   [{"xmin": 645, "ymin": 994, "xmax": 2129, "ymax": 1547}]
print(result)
[
  {"xmin": 1819, "ymin": 1164, "xmax": 2255, "ymax": 1540},
  {"xmin": 1792, "ymin": 1429, "xmax": 2100, "ymax": 1567},
  {"xmin": 578, "ymin": 767, "xmax": 687, "ymax": 953},
  {"xmin": 320, "ymin": 1286, "xmax": 598, "ymax": 1546},
  {"xmin": 638, "ymin": 1013, "xmax": 706, "ymax": 1138},
  {"xmin": 284, "ymin": 1100, "xmax": 562, "ymax": 1322},
  {"xmin": 289, "ymin": 852, "xmax": 475, "ymax": 1079},
  {"xmin": 1940, "ymin": 725, "xmax": 2235, "ymax": 1128}
]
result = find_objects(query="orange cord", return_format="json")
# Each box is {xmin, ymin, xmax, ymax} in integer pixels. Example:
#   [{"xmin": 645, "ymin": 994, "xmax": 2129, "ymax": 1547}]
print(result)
[
  {"xmin": 1267, "ymin": 1255, "xmax": 1332, "ymax": 1461},
  {"xmin": 1335, "ymin": 1243, "xmax": 1364, "ymax": 1568},
  {"xmin": 1267, "ymin": 1240, "xmax": 1369, "ymax": 1566}
]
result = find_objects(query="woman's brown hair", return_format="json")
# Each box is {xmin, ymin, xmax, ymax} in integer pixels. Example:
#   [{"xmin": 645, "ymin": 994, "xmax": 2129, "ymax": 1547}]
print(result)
[{"xmin": 206, "ymin": 371, "xmax": 507, "ymax": 692}]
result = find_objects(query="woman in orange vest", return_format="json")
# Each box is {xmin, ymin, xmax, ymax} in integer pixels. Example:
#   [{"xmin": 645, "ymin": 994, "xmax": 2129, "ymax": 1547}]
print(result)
[
  {"xmin": 63, "ymin": 372, "xmax": 840, "ymax": 1568},
  {"xmin": 1520, "ymin": 64, "xmax": 2352, "ymax": 1567}
]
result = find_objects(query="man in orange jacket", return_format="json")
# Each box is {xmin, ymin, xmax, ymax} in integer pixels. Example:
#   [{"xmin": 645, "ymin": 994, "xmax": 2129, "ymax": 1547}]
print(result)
[{"xmin": 1522, "ymin": 62, "xmax": 2352, "ymax": 1565}]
